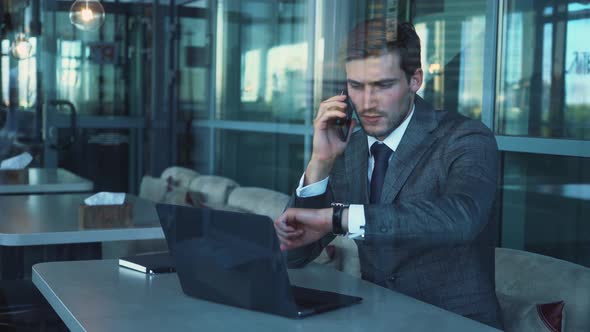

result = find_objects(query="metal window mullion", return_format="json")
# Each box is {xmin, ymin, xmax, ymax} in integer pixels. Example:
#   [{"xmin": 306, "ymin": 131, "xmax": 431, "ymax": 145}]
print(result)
[
  {"xmin": 208, "ymin": 0, "xmax": 219, "ymax": 174},
  {"xmin": 167, "ymin": 0, "xmax": 179, "ymax": 166},
  {"xmin": 497, "ymin": 136, "xmax": 590, "ymax": 158},
  {"xmin": 42, "ymin": 0, "xmax": 59, "ymax": 167},
  {"xmin": 150, "ymin": 0, "xmax": 166, "ymax": 175},
  {"xmin": 303, "ymin": 0, "xmax": 316, "ymax": 169},
  {"xmin": 192, "ymin": 120, "xmax": 312, "ymax": 136},
  {"xmin": 481, "ymin": 0, "xmax": 500, "ymax": 131},
  {"xmin": 51, "ymin": 115, "xmax": 144, "ymax": 128}
]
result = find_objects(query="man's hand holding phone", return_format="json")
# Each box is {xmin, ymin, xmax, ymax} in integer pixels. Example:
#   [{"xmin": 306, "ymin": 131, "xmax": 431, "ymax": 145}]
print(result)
[
  {"xmin": 335, "ymin": 90, "xmax": 355, "ymax": 142},
  {"xmin": 304, "ymin": 92, "xmax": 356, "ymax": 185}
]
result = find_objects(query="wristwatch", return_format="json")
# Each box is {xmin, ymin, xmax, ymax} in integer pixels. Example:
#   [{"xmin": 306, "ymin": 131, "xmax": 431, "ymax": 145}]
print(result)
[{"xmin": 331, "ymin": 203, "xmax": 349, "ymax": 235}]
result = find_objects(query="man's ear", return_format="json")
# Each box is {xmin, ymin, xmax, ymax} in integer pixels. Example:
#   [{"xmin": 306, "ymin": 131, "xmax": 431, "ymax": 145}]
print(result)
[{"xmin": 410, "ymin": 68, "xmax": 423, "ymax": 93}]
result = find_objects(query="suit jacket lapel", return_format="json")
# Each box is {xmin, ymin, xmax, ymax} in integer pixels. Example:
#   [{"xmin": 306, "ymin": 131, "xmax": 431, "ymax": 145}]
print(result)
[
  {"xmin": 380, "ymin": 96, "xmax": 439, "ymax": 203},
  {"xmin": 345, "ymin": 132, "xmax": 369, "ymax": 204}
]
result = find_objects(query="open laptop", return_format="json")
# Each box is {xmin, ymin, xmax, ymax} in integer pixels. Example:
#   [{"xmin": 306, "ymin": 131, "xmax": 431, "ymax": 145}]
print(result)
[{"xmin": 155, "ymin": 203, "xmax": 362, "ymax": 318}]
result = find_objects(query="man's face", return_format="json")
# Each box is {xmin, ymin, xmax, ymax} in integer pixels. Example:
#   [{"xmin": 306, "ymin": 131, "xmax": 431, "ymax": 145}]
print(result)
[{"xmin": 345, "ymin": 52, "xmax": 423, "ymax": 140}]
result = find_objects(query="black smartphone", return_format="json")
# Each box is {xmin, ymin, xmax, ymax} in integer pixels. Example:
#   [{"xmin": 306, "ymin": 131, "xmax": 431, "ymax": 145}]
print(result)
[{"xmin": 335, "ymin": 90, "xmax": 355, "ymax": 142}]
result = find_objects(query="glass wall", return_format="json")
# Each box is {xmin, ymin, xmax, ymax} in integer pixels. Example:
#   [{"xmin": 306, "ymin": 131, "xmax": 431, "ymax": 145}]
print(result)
[
  {"xmin": 413, "ymin": 0, "xmax": 488, "ymax": 120},
  {"xmin": 217, "ymin": 0, "xmax": 310, "ymax": 123},
  {"xmin": 496, "ymin": 1, "xmax": 590, "ymax": 139},
  {"xmin": 186, "ymin": 0, "xmax": 336, "ymax": 191},
  {"xmin": 0, "ymin": 1, "xmax": 39, "ymax": 160},
  {"xmin": 36, "ymin": 1, "xmax": 158, "ymax": 191},
  {"xmin": 496, "ymin": 0, "xmax": 590, "ymax": 266},
  {"xmin": 177, "ymin": 0, "xmax": 589, "ymax": 269},
  {"xmin": 186, "ymin": 0, "xmax": 496, "ymax": 192},
  {"xmin": 52, "ymin": 10, "xmax": 131, "ymax": 116},
  {"xmin": 214, "ymin": 130, "xmax": 304, "ymax": 194},
  {"xmin": 2, "ymin": 0, "xmax": 584, "ymax": 268},
  {"xmin": 178, "ymin": 5, "xmax": 210, "ymax": 119},
  {"xmin": 0, "ymin": 38, "xmax": 37, "ymax": 109},
  {"xmin": 501, "ymin": 152, "xmax": 590, "ymax": 266}
]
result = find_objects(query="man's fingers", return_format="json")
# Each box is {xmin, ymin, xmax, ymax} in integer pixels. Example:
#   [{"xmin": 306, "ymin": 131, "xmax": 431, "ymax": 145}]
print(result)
[
  {"xmin": 274, "ymin": 215, "xmax": 297, "ymax": 232},
  {"xmin": 319, "ymin": 101, "xmax": 347, "ymax": 113},
  {"xmin": 275, "ymin": 208, "xmax": 299, "ymax": 224},
  {"xmin": 275, "ymin": 208, "xmax": 330, "ymax": 251},
  {"xmin": 274, "ymin": 219, "xmax": 297, "ymax": 232},
  {"xmin": 273, "ymin": 214, "xmax": 304, "ymax": 240},
  {"xmin": 321, "ymin": 109, "xmax": 349, "ymax": 120},
  {"xmin": 275, "ymin": 226, "xmax": 303, "ymax": 239},
  {"xmin": 316, "ymin": 101, "xmax": 347, "ymax": 118},
  {"xmin": 321, "ymin": 94, "xmax": 347, "ymax": 103}
]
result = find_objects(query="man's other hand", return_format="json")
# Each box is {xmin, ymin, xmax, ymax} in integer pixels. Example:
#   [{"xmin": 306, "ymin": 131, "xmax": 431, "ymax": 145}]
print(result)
[{"xmin": 273, "ymin": 208, "xmax": 332, "ymax": 251}]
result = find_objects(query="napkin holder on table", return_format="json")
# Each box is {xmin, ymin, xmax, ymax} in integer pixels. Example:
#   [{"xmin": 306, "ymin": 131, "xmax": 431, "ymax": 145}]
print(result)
[
  {"xmin": 79, "ymin": 202, "xmax": 133, "ymax": 229},
  {"xmin": 0, "ymin": 169, "xmax": 29, "ymax": 184}
]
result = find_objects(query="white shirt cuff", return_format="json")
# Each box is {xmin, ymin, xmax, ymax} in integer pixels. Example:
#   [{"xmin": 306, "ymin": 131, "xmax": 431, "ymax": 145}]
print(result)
[
  {"xmin": 295, "ymin": 174, "xmax": 329, "ymax": 197},
  {"xmin": 347, "ymin": 204, "xmax": 365, "ymax": 239}
]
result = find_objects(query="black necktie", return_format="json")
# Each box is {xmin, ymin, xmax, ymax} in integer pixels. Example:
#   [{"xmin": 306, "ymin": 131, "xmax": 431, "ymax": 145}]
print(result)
[{"xmin": 370, "ymin": 143, "xmax": 393, "ymax": 204}]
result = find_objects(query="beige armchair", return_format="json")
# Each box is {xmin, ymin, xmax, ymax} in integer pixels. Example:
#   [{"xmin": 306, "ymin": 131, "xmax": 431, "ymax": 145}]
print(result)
[
  {"xmin": 116, "ymin": 170, "xmax": 291, "ymax": 257},
  {"xmin": 226, "ymin": 187, "xmax": 290, "ymax": 220},
  {"xmin": 495, "ymin": 247, "xmax": 590, "ymax": 332},
  {"xmin": 312, "ymin": 245, "xmax": 590, "ymax": 330},
  {"xmin": 188, "ymin": 175, "xmax": 239, "ymax": 206},
  {"xmin": 160, "ymin": 166, "xmax": 199, "ymax": 188},
  {"xmin": 138, "ymin": 175, "xmax": 168, "ymax": 202}
]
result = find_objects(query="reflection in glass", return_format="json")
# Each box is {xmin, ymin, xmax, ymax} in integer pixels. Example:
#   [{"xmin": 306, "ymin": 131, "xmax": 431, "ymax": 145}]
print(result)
[
  {"xmin": 212, "ymin": 130, "xmax": 303, "ymax": 194},
  {"xmin": 56, "ymin": 40, "xmax": 83, "ymax": 104},
  {"xmin": 564, "ymin": 18, "xmax": 590, "ymax": 139},
  {"xmin": 264, "ymin": 42, "xmax": 308, "ymax": 121},
  {"xmin": 178, "ymin": 13, "xmax": 209, "ymax": 119},
  {"xmin": 413, "ymin": 0, "xmax": 487, "ymax": 119},
  {"xmin": 52, "ymin": 8, "xmax": 145, "ymax": 116},
  {"xmin": 69, "ymin": 0, "xmax": 106, "ymax": 32},
  {"xmin": 1, "ymin": 36, "xmax": 37, "ymax": 108},
  {"xmin": 497, "ymin": 1, "xmax": 590, "ymax": 139},
  {"xmin": 242, "ymin": 49, "xmax": 261, "ymax": 102},
  {"xmin": 11, "ymin": 33, "xmax": 34, "ymax": 60},
  {"xmin": 501, "ymin": 152, "xmax": 590, "ymax": 267},
  {"xmin": 215, "ymin": 0, "xmax": 310, "ymax": 123},
  {"xmin": 1, "ymin": 40, "xmax": 8, "ymax": 107}
]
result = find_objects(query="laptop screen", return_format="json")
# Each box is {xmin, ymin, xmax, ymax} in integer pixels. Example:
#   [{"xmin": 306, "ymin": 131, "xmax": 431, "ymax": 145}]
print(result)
[{"xmin": 156, "ymin": 204, "xmax": 299, "ymax": 316}]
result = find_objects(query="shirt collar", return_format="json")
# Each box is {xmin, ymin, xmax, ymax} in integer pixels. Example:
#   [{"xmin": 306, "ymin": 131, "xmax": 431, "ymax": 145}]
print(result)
[{"xmin": 367, "ymin": 103, "xmax": 415, "ymax": 154}]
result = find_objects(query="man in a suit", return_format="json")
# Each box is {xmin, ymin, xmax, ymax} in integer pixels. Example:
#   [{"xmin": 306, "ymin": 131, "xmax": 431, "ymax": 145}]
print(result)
[{"xmin": 274, "ymin": 20, "xmax": 503, "ymax": 329}]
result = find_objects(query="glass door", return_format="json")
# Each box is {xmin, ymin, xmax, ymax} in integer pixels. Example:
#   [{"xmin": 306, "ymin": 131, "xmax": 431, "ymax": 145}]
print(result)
[{"xmin": 40, "ymin": 0, "xmax": 164, "ymax": 192}]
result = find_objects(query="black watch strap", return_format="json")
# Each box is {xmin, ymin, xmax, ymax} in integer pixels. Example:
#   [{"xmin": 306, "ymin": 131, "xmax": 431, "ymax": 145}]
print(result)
[{"xmin": 331, "ymin": 203, "xmax": 349, "ymax": 235}]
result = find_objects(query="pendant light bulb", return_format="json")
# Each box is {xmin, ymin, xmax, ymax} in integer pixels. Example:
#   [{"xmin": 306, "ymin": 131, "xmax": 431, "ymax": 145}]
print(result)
[
  {"xmin": 69, "ymin": 0, "xmax": 106, "ymax": 31},
  {"xmin": 11, "ymin": 33, "xmax": 33, "ymax": 60}
]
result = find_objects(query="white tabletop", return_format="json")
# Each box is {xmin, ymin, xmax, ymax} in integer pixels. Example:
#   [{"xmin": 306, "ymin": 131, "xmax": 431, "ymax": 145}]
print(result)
[
  {"xmin": 33, "ymin": 260, "xmax": 500, "ymax": 332},
  {"xmin": 0, "ymin": 193, "xmax": 163, "ymax": 246},
  {"xmin": 0, "ymin": 168, "xmax": 93, "ymax": 194}
]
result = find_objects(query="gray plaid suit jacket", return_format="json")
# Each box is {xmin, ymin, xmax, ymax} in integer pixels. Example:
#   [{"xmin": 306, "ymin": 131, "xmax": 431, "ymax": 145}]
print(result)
[{"xmin": 287, "ymin": 96, "xmax": 503, "ymax": 329}]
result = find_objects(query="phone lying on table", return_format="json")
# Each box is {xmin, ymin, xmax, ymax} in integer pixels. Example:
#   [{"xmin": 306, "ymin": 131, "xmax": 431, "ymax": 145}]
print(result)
[{"xmin": 335, "ymin": 90, "xmax": 355, "ymax": 142}]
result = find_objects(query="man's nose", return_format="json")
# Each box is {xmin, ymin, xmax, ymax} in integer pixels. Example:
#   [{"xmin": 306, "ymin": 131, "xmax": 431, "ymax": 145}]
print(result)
[{"xmin": 362, "ymin": 86, "xmax": 377, "ymax": 110}]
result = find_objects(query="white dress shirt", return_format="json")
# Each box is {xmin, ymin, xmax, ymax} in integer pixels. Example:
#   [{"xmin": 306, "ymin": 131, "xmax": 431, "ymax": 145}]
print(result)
[{"xmin": 296, "ymin": 105, "xmax": 415, "ymax": 239}]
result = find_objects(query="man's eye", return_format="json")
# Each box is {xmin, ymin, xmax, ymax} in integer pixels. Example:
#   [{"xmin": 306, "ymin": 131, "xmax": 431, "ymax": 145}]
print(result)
[
  {"xmin": 376, "ymin": 82, "xmax": 394, "ymax": 89},
  {"xmin": 349, "ymin": 84, "xmax": 362, "ymax": 90}
]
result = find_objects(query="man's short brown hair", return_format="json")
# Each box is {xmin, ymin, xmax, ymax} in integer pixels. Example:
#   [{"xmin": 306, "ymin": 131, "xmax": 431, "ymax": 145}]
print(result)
[{"xmin": 345, "ymin": 19, "xmax": 421, "ymax": 82}]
